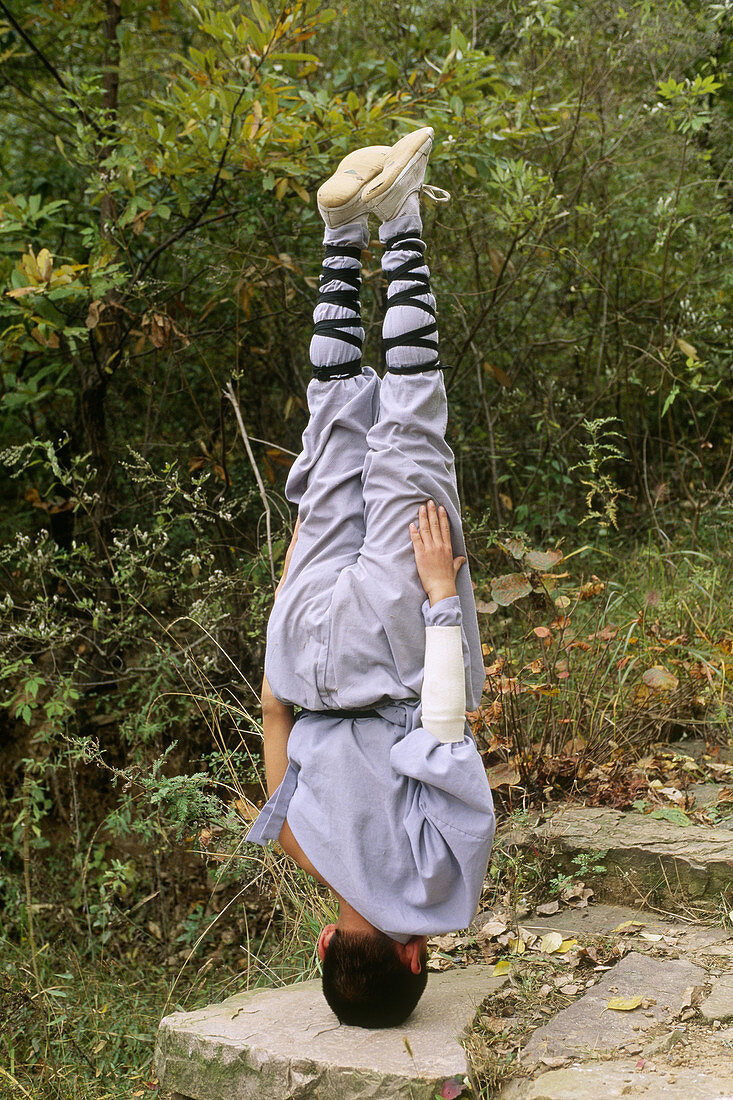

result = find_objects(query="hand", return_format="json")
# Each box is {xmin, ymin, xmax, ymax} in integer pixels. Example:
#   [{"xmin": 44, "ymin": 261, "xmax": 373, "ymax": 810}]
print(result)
[{"xmin": 409, "ymin": 500, "xmax": 466, "ymax": 606}]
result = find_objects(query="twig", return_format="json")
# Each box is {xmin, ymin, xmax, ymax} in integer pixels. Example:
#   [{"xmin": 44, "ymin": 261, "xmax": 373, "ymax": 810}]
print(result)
[
  {"xmin": 223, "ymin": 381, "xmax": 276, "ymax": 587},
  {"xmin": 21, "ymin": 779, "xmax": 42, "ymax": 996}
]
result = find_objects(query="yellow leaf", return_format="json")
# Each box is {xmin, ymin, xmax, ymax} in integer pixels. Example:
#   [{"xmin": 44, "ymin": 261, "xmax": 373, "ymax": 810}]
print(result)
[
  {"xmin": 493, "ymin": 959, "xmax": 511, "ymax": 975},
  {"xmin": 606, "ymin": 995, "xmax": 643, "ymax": 1011},
  {"xmin": 676, "ymin": 337, "xmax": 698, "ymax": 361},
  {"xmin": 275, "ymin": 177, "xmax": 288, "ymax": 200},
  {"xmin": 558, "ymin": 938, "xmax": 577, "ymax": 953},
  {"xmin": 508, "ymin": 935, "xmax": 525, "ymax": 955},
  {"xmin": 21, "ymin": 250, "xmax": 41, "ymax": 282},
  {"xmin": 5, "ymin": 285, "xmax": 37, "ymax": 298},
  {"xmin": 291, "ymin": 181, "xmax": 309, "ymax": 203},
  {"xmin": 540, "ymin": 931, "xmax": 564, "ymax": 953},
  {"xmin": 488, "ymin": 249, "xmax": 504, "ymax": 276}
]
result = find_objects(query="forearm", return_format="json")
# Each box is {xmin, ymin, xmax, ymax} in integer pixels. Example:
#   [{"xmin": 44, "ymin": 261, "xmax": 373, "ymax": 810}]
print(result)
[
  {"xmin": 421, "ymin": 596, "xmax": 467, "ymax": 743},
  {"xmin": 261, "ymin": 675, "xmax": 295, "ymax": 797}
]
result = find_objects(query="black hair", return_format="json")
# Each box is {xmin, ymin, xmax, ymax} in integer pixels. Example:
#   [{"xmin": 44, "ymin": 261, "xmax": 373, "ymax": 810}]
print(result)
[{"xmin": 321, "ymin": 929, "xmax": 428, "ymax": 1029}]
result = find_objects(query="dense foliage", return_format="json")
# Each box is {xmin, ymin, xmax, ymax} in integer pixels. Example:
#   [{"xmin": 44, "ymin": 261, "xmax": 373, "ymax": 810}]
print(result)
[{"xmin": 0, "ymin": 1, "xmax": 731, "ymax": 1096}]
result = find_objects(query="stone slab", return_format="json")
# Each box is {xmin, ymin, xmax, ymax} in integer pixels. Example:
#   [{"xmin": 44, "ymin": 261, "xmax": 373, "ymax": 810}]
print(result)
[
  {"xmin": 497, "ymin": 807, "xmax": 733, "ymax": 908},
  {"xmin": 508, "ymin": 902, "xmax": 729, "ymax": 952},
  {"xmin": 155, "ymin": 965, "xmax": 504, "ymax": 1100},
  {"xmin": 520, "ymin": 951, "xmax": 705, "ymax": 1064},
  {"xmin": 700, "ymin": 973, "xmax": 733, "ymax": 1021},
  {"xmin": 688, "ymin": 782, "xmax": 731, "ymax": 807},
  {"xmin": 499, "ymin": 1059, "xmax": 733, "ymax": 1099}
]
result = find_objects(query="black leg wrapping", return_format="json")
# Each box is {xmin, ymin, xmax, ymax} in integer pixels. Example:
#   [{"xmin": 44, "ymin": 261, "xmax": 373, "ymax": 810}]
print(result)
[
  {"xmin": 311, "ymin": 244, "xmax": 364, "ymax": 381},
  {"xmin": 382, "ymin": 233, "xmax": 445, "ymax": 375}
]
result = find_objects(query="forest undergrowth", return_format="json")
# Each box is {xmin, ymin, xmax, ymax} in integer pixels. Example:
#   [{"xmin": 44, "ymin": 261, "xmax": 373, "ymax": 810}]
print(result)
[{"xmin": 1, "ymin": 519, "xmax": 732, "ymax": 1099}]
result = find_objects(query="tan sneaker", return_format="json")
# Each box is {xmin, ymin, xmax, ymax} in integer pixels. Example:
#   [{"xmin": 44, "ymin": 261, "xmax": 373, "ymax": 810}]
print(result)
[
  {"xmin": 316, "ymin": 144, "xmax": 392, "ymax": 228},
  {"xmin": 361, "ymin": 127, "xmax": 450, "ymax": 221}
]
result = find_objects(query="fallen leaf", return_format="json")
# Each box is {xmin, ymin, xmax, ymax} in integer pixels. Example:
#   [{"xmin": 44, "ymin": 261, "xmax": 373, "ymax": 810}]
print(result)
[
  {"xmin": 486, "ymin": 761, "xmax": 521, "ymax": 788},
  {"xmin": 643, "ymin": 666, "xmax": 679, "ymax": 691},
  {"xmin": 539, "ymin": 932, "xmax": 564, "ymax": 954},
  {"xmin": 558, "ymin": 938, "xmax": 578, "ymax": 953},
  {"xmin": 649, "ymin": 806, "xmax": 691, "ymax": 826},
  {"xmin": 606, "ymin": 995, "xmax": 643, "ymax": 1012},
  {"xmin": 440, "ymin": 1076, "xmax": 466, "ymax": 1100},
  {"xmin": 477, "ymin": 919, "xmax": 508, "ymax": 940},
  {"xmin": 493, "ymin": 959, "xmax": 512, "ymax": 975},
  {"xmin": 535, "ymin": 900, "xmax": 560, "ymax": 916},
  {"xmin": 611, "ymin": 920, "xmax": 647, "ymax": 935}
]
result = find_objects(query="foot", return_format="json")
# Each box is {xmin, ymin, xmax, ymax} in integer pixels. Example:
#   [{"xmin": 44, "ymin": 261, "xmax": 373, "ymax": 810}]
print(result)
[
  {"xmin": 362, "ymin": 127, "xmax": 450, "ymax": 221},
  {"xmin": 316, "ymin": 145, "xmax": 391, "ymax": 229}
]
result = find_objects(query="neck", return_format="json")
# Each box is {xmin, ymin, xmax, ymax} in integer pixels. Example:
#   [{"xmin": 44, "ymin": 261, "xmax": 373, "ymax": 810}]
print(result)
[{"xmin": 335, "ymin": 896, "xmax": 378, "ymax": 936}]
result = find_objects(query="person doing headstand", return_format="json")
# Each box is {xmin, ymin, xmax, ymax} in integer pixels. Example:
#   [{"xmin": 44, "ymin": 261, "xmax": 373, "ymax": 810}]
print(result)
[{"xmin": 246, "ymin": 128, "xmax": 496, "ymax": 1029}]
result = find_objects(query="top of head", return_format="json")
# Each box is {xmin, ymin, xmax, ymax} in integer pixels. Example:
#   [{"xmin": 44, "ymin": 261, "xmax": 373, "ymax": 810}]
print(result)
[{"xmin": 321, "ymin": 928, "xmax": 428, "ymax": 1029}]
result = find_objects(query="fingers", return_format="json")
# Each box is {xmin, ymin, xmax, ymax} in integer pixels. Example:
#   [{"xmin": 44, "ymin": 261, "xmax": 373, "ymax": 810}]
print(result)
[
  {"xmin": 428, "ymin": 499, "xmax": 441, "ymax": 540},
  {"xmin": 438, "ymin": 503, "xmax": 452, "ymax": 546},
  {"xmin": 417, "ymin": 503, "xmax": 433, "ymax": 546},
  {"xmin": 409, "ymin": 520, "xmax": 422, "ymax": 545}
]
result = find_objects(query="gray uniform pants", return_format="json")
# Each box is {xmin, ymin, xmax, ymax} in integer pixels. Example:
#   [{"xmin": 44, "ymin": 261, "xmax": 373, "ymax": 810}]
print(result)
[{"xmin": 264, "ymin": 214, "xmax": 485, "ymax": 713}]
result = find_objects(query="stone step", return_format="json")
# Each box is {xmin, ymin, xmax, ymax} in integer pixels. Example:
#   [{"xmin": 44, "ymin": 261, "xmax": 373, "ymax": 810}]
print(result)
[
  {"xmin": 154, "ymin": 965, "xmax": 506, "ymax": 1100},
  {"xmin": 498, "ymin": 807, "xmax": 733, "ymax": 910},
  {"xmin": 499, "ymin": 1059, "xmax": 733, "ymax": 1099},
  {"xmin": 518, "ymin": 951, "xmax": 706, "ymax": 1066}
]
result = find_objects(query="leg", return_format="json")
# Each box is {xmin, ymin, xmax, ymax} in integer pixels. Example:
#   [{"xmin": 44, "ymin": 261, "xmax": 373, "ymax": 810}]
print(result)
[
  {"xmin": 328, "ymin": 214, "xmax": 485, "ymax": 710},
  {"xmin": 264, "ymin": 221, "xmax": 379, "ymax": 709}
]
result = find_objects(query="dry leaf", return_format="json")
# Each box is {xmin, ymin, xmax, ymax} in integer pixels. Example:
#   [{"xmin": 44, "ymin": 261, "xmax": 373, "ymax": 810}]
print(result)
[
  {"xmin": 477, "ymin": 919, "xmax": 508, "ymax": 940},
  {"xmin": 525, "ymin": 549, "xmax": 563, "ymax": 570},
  {"xmin": 606, "ymin": 995, "xmax": 643, "ymax": 1012},
  {"xmin": 643, "ymin": 666, "xmax": 679, "ymax": 691},
  {"xmin": 535, "ymin": 900, "xmax": 560, "ymax": 916},
  {"xmin": 493, "ymin": 959, "xmax": 511, "ymax": 976},
  {"xmin": 611, "ymin": 920, "xmax": 646, "ymax": 935},
  {"xmin": 491, "ymin": 574, "xmax": 532, "ymax": 606},
  {"xmin": 540, "ymin": 932, "xmax": 564, "ymax": 954},
  {"xmin": 676, "ymin": 337, "xmax": 698, "ymax": 361}
]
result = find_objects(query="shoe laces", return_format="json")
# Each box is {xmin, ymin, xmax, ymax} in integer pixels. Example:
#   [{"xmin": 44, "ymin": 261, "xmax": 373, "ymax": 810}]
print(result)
[{"xmin": 422, "ymin": 184, "xmax": 451, "ymax": 203}]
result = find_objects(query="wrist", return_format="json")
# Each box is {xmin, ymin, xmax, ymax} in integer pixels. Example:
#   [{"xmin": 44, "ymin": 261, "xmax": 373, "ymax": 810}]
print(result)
[{"xmin": 426, "ymin": 584, "xmax": 458, "ymax": 607}]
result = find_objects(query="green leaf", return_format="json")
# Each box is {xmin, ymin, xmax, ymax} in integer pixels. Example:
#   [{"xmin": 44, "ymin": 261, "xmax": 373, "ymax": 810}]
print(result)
[
  {"xmin": 661, "ymin": 384, "xmax": 679, "ymax": 417},
  {"xmin": 649, "ymin": 807, "xmax": 691, "ymax": 827}
]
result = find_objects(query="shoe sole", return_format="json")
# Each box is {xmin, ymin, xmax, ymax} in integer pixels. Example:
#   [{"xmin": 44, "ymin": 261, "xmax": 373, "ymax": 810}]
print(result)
[
  {"xmin": 361, "ymin": 128, "xmax": 434, "ymax": 204},
  {"xmin": 317, "ymin": 146, "xmax": 391, "ymax": 225}
]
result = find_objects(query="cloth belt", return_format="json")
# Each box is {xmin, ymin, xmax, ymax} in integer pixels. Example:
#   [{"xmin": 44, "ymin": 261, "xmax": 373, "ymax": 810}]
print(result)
[{"xmin": 294, "ymin": 701, "xmax": 415, "ymax": 724}]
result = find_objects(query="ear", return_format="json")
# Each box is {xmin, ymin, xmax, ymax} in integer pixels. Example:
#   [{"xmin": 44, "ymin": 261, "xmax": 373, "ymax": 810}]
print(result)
[
  {"xmin": 395, "ymin": 936, "xmax": 425, "ymax": 975},
  {"xmin": 317, "ymin": 924, "xmax": 337, "ymax": 962}
]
